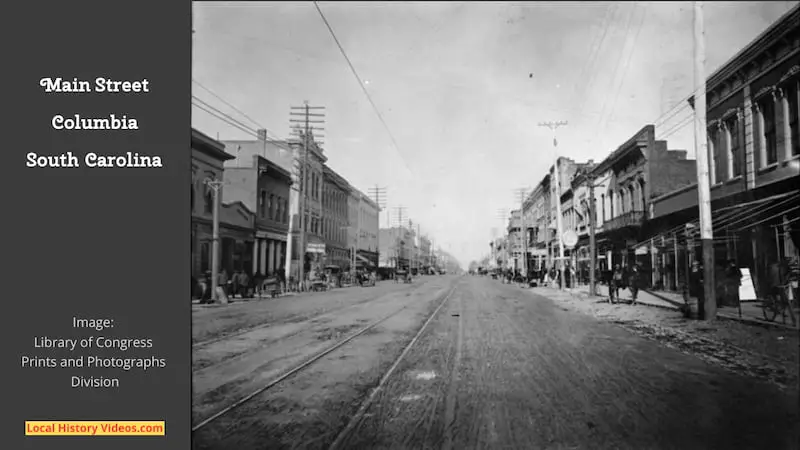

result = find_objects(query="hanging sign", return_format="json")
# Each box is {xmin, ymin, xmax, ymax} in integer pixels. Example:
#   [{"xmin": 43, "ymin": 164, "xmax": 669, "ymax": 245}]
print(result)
[{"xmin": 738, "ymin": 268, "xmax": 757, "ymax": 302}]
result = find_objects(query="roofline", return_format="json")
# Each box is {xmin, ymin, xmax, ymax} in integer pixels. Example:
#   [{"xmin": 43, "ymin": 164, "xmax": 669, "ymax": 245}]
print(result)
[
  {"xmin": 192, "ymin": 128, "xmax": 235, "ymax": 161},
  {"xmin": 323, "ymin": 165, "xmax": 351, "ymax": 191},
  {"xmin": 704, "ymin": 4, "xmax": 800, "ymax": 94},
  {"xmin": 591, "ymin": 125, "xmax": 654, "ymax": 176}
]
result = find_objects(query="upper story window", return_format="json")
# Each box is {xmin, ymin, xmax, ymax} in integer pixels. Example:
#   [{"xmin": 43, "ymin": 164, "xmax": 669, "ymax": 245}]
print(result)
[
  {"xmin": 708, "ymin": 125, "xmax": 720, "ymax": 184},
  {"xmin": 725, "ymin": 114, "xmax": 742, "ymax": 178},
  {"xmin": 787, "ymin": 81, "xmax": 799, "ymax": 157},
  {"xmin": 204, "ymin": 189, "xmax": 213, "ymax": 214},
  {"xmin": 758, "ymin": 94, "xmax": 778, "ymax": 167},
  {"xmin": 259, "ymin": 190, "xmax": 266, "ymax": 218}
]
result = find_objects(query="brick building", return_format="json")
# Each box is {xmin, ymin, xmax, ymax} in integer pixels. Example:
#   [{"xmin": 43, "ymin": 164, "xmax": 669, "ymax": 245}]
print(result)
[
  {"xmin": 322, "ymin": 165, "xmax": 351, "ymax": 270},
  {"xmin": 348, "ymin": 189, "xmax": 380, "ymax": 270},
  {"xmin": 190, "ymin": 128, "xmax": 256, "ymax": 280},
  {"xmin": 645, "ymin": 6, "xmax": 800, "ymax": 296},
  {"xmin": 222, "ymin": 153, "xmax": 292, "ymax": 278}
]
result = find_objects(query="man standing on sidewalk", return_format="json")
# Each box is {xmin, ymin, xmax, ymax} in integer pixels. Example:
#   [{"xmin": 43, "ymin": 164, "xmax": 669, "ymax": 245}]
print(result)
[
  {"xmin": 629, "ymin": 263, "xmax": 641, "ymax": 305},
  {"xmin": 610, "ymin": 264, "xmax": 623, "ymax": 304}
]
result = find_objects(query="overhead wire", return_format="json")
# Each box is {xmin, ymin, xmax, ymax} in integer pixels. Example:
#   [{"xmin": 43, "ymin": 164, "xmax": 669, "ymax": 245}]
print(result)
[
  {"xmin": 571, "ymin": 3, "xmax": 618, "ymax": 113},
  {"xmin": 592, "ymin": 3, "xmax": 638, "ymax": 137},
  {"xmin": 193, "ymin": 79, "xmax": 266, "ymax": 131},
  {"xmin": 192, "ymin": 96, "xmax": 293, "ymax": 155},
  {"xmin": 599, "ymin": 4, "xmax": 648, "ymax": 133},
  {"xmin": 312, "ymin": 1, "xmax": 416, "ymax": 178}
]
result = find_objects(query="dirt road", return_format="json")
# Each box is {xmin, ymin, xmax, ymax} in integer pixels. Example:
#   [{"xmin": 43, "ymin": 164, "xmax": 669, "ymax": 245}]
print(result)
[
  {"xmin": 343, "ymin": 276, "xmax": 799, "ymax": 450},
  {"xmin": 193, "ymin": 275, "xmax": 798, "ymax": 449},
  {"xmin": 193, "ymin": 276, "xmax": 457, "ymax": 449}
]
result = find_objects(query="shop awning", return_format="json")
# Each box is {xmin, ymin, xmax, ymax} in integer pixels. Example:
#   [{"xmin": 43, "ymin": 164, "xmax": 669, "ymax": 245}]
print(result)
[
  {"xmin": 634, "ymin": 190, "xmax": 800, "ymax": 249},
  {"xmin": 356, "ymin": 254, "xmax": 374, "ymax": 266}
]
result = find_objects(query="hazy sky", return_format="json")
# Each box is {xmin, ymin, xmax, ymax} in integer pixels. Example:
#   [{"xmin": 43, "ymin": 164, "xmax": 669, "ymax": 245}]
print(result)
[{"xmin": 192, "ymin": 1, "xmax": 798, "ymax": 268}]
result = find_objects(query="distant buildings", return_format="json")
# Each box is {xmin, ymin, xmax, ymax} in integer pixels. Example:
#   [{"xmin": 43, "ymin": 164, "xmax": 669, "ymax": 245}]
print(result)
[{"xmin": 191, "ymin": 127, "xmax": 386, "ymax": 281}]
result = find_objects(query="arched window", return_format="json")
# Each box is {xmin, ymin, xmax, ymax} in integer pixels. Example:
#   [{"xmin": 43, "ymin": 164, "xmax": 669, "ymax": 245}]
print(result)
[
  {"xmin": 600, "ymin": 194, "xmax": 606, "ymax": 222},
  {"xmin": 204, "ymin": 189, "xmax": 213, "ymax": 214},
  {"xmin": 628, "ymin": 184, "xmax": 636, "ymax": 212},
  {"xmin": 638, "ymin": 178, "xmax": 646, "ymax": 214}
]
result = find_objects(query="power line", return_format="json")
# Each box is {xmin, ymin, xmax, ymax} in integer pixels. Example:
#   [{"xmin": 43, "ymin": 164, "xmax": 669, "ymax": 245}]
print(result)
[
  {"xmin": 573, "ymin": 3, "xmax": 619, "ymax": 114},
  {"xmin": 312, "ymin": 1, "xmax": 415, "ymax": 177},
  {"xmin": 192, "ymin": 95, "xmax": 291, "ymax": 149},
  {"xmin": 599, "ymin": 4, "xmax": 647, "ymax": 133},
  {"xmin": 593, "ymin": 3, "xmax": 638, "ymax": 136},
  {"xmin": 193, "ymin": 79, "xmax": 266, "ymax": 131}
]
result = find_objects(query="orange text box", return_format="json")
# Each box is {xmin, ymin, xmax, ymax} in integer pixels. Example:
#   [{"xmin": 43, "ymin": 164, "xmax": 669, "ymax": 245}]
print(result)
[{"xmin": 25, "ymin": 421, "xmax": 165, "ymax": 436}]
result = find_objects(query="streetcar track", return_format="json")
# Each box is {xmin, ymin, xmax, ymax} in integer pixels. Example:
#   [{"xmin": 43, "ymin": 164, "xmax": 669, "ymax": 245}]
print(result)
[
  {"xmin": 192, "ymin": 279, "xmax": 456, "ymax": 433},
  {"xmin": 193, "ymin": 282, "xmax": 435, "ymax": 375},
  {"xmin": 193, "ymin": 281, "xmax": 430, "ymax": 349},
  {"xmin": 442, "ymin": 286, "xmax": 464, "ymax": 450},
  {"xmin": 327, "ymin": 280, "xmax": 460, "ymax": 450}
]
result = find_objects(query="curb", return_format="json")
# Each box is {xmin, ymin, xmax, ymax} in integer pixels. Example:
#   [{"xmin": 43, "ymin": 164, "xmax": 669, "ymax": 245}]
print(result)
[
  {"xmin": 716, "ymin": 313, "xmax": 799, "ymax": 331},
  {"xmin": 641, "ymin": 289, "xmax": 686, "ymax": 308},
  {"xmin": 643, "ymin": 290, "xmax": 799, "ymax": 331},
  {"xmin": 535, "ymin": 287, "xmax": 683, "ymax": 313}
]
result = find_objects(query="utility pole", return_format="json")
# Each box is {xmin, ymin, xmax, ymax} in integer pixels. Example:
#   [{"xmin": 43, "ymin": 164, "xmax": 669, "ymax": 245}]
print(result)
[
  {"xmin": 369, "ymin": 185, "xmax": 387, "ymax": 269},
  {"xmin": 205, "ymin": 178, "xmax": 224, "ymax": 303},
  {"xmin": 290, "ymin": 102, "xmax": 325, "ymax": 289},
  {"xmin": 393, "ymin": 206, "xmax": 407, "ymax": 269},
  {"xmin": 587, "ymin": 171, "xmax": 598, "ymax": 296},
  {"xmin": 693, "ymin": 1, "xmax": 716, "ymax": 320},
  {"xmin": 539, "ymin": 121, "xmax": 568, "ymax": 290}
]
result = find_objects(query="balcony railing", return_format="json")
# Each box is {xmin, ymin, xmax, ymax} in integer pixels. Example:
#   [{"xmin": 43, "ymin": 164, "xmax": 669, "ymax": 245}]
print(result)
[{"xmin": 603, "ymin": 211, "xmax": 645, "ymax": 231}]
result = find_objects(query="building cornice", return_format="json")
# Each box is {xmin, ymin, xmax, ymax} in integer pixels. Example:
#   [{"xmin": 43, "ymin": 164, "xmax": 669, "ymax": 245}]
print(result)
[{"xmin": 192, "ymin": 128, "xmax": 235, "ymax": 161}]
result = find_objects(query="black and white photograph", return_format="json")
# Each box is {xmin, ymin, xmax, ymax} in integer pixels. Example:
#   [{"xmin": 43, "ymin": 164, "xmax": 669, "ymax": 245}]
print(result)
[{"xmin": 190, "ymin": 2, "xmax": 799, "ymax": 449}]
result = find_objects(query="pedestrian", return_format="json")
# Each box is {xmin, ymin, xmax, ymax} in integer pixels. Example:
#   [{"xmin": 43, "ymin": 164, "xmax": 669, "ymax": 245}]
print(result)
[
  {"xmin": 201, "ymin": 271, "xmax": 213, "ymax": 303},
  {"xmin": 724, "ymin": 259, "xmax": 741, "ymax": 307},
  {"xmin": 277, "ymin": 266, "xmax": 286, "ymax": 295},
  {"xmin": 218, "ymin": 269, "xmax": 229, "ymax": 297},
  {"xmin": 238, "ymin": 270, "xmax": 250, "ymax": 298},
  {"xmin": 610, "ymin": 264, "xmax": 624, "ymax": 304},
  {"xmin": 231, "ymin": 269, "xmax": 241, "ymax": 298},
  {"xmin": 629, "ymin": 264, "xmax": 641, "ymax": 305}
]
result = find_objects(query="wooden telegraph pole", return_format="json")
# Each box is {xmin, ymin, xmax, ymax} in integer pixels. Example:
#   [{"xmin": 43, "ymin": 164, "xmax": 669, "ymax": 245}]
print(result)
[
  {"xmin": 205, "ymin": 178, "xmax": 224, "ymax": 303},
  {"xmin": 693, "ymin": 1, "xmax": 716, "ymax": 319},
  {"xmin": 587, "ymin": 171, "xmax": 598, "ymax": 296},
  {"xmin": 369, "ymin": 185, "xmax": 387, "ymax": 269}
]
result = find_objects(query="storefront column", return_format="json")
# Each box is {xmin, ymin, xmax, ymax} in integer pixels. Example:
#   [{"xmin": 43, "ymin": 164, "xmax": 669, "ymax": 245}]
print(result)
[
  {"xmin": 268, "ymin": 240, "xmax": 276, "ymax": 275},
  {"xmin": 252, "ymin": 239, "xmax": 259, "ymax": 275},
  {"xmin": 259, "ymin": 239, "xmax": 267, "ymax": 276}
]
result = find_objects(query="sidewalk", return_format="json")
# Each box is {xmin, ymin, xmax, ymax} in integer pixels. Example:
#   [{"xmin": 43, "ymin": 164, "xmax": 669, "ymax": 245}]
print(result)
[
  {"xmin": 563, "ymin": 284, "xmax": 798, "ymax": 330},
  {"xmin": 566, "ymin": 284, "xmax": 683, "ymax": 311}
]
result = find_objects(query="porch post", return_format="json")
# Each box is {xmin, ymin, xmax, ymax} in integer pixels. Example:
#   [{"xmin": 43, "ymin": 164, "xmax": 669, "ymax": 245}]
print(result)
[
  {"xmin": 268, "ymin": 240, "xmax": 276, "ymax": 275},
  {"xmin": 673, "ymin": 232, "xmax": 679, "ymax": 290},
  {"xmin": 259, "ymin": 239, "xmax": 267, "ymax": 276},
  {"xmin": 252, "ymin": 239, "xmax": 259, "ymax": 274}
]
